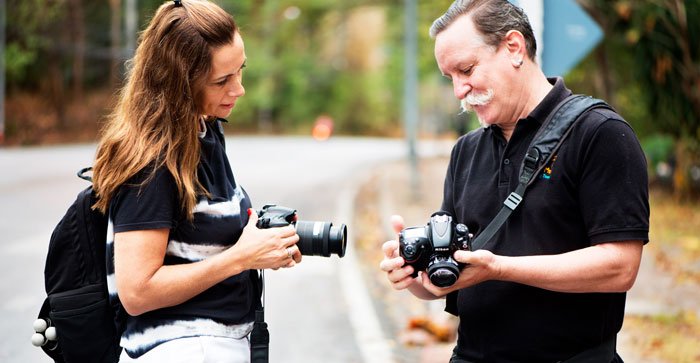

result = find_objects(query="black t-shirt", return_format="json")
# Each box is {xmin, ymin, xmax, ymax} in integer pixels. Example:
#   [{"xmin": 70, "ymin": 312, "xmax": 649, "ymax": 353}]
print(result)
[
  {"xmin": 442, "ymin": 78, "xmax": 649, "ymax": 362},
  {"xmin": 106, "ymin": 119, "xmax": 255, "ymax": 358}
]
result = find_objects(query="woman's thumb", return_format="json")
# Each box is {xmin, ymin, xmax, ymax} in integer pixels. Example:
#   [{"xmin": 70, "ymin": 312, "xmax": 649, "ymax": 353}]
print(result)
[{"xmin": 246, "ymin": 208, "xmax": 259, "ymax": 227}]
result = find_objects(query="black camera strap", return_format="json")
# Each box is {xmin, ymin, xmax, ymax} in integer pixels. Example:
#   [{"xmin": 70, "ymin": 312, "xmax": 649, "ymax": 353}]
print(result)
[
  {"xmin": 470, "ymin": 95, "xmax": 611, "ymax": 251},
  {"xmin": 249, "ymin": 269, "xmax": 269, "ymax": 363}
]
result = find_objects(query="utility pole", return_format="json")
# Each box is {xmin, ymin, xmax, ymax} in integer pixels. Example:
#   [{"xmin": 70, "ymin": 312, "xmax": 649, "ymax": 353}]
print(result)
[
  {"xmin": 0, "ymin": 0, "xmax": 6, "ymax": 145},
  {"xmin": 125, "ymin": 0, "xmax": 137, "ymax": 58},
  {"xmin": 403, "ymin": 0, "xmax": 419, "ymax": 197}
]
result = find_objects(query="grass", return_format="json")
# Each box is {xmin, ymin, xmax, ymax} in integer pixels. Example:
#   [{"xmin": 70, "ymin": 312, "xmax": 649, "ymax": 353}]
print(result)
[
  {"xmin": 624, "ymin": 312, "xmax": 700, "ymax": 363},
  {"xmin": 648, "ymin": 189, "xmax": 700, "ymax": 284},
  {"xmin": 624, "ymin": 189, "xmax": 700, "ymax": 363}
]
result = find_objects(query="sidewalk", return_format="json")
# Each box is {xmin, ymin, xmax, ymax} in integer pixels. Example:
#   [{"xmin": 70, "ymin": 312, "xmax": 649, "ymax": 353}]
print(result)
[{"xmin": 353, "ymin": 156, "xmax": 694, "ymax": 363}]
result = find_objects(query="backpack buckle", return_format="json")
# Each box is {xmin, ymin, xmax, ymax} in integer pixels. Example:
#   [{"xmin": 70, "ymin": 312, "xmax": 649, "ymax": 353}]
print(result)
[{"xmin": 520, "ymin": 148, "xmax": 540, "ymax": 183}]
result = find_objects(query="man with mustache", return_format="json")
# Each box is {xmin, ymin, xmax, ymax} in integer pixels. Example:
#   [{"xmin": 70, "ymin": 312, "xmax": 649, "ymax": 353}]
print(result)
[{"xmin": 379, "ymin": 1, "xmax": 649, "ymax": 362}]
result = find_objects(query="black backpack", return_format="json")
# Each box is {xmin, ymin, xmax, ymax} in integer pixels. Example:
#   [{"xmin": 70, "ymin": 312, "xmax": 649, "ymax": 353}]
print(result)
[{"xmin": 32, "ymin": 167, "xmax": 125, "ymax": 363}]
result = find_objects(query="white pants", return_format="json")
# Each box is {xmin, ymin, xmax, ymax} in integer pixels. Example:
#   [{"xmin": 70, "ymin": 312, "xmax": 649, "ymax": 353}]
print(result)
[{"xmin": 120, "ymin": 335, "xmax": 250, "ymax": 363}]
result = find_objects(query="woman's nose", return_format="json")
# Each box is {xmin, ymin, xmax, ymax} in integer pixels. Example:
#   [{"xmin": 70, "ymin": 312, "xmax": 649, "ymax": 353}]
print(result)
[{"xmin": 228, "ymin": 80, "xmax": 245, "ymax": 98}]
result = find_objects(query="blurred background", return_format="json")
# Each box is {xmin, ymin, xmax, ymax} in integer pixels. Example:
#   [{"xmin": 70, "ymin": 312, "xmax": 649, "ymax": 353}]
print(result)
[
  {"xmin": 2, "ymin": 0, "xmax": 700, "ymax": 196},
  {"xmin": 1, "ymin": 0, "xmax": 699, "ymax": 362}
]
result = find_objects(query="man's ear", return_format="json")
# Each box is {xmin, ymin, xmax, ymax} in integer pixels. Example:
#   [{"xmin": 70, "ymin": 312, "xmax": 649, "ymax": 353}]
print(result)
[{"xmin": 504, "ymin": 30, "xmax": 527, "ymax": 65}]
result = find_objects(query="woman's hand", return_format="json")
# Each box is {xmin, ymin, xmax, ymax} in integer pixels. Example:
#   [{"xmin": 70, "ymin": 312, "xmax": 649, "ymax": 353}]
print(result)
[{"xmin": 231, "ymin": 209, "xmax": 302, "ymax": 270}]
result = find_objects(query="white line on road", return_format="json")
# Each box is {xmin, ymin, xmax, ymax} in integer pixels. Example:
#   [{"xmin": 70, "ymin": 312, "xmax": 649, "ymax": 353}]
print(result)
[{"xmin": 337, "ymin": 182, "xmax": 396, "ymax": 363}]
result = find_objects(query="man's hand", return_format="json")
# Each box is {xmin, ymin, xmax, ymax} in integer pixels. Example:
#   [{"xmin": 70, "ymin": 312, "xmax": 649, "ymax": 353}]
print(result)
[
  {"xmin": 379, "ymin": 215, "xmax": 441, "ymax": 300},
  {"xmin": 379, "ymin": 215, "xmax": 417, "ymax": 290},
  {"xmin": 419, "ymin": 249, "xmax": 499, "ymax": 297}
]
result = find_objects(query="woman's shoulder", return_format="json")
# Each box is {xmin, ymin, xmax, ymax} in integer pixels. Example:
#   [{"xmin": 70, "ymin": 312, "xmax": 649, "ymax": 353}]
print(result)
[{"xmin": 121, "ymin": 163, "xmax": 176, "ymax": 192}]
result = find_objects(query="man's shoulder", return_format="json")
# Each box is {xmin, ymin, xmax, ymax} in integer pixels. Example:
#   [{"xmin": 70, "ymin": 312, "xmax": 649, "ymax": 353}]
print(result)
[{"xmin": 575, "ymin": 101, "xmax": 631, "ymax": 133}]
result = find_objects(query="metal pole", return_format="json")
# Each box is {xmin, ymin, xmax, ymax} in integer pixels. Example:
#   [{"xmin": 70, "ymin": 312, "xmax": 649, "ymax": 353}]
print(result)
[
  {"xmin": 403, "ymin": 0, "xmax": 419, "ymax": 197},
  {"xmin": 0, "ymin": 0, "xmax": 6, "ymax": 145}
]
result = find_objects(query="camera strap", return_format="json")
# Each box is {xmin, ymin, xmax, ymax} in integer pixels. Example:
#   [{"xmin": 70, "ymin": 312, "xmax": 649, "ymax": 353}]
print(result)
[
  {"xmin": 249, "ymin": 269, "xmax": 269, "ymax": 363},
  {"xmin": 470, "ymin": 95, "xmax": 611, "ymax": 251}
]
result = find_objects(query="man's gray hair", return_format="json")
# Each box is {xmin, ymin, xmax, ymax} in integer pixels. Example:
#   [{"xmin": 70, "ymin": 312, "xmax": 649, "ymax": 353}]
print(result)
[{"xmin": 429, "ymin": 0, "xmax": 537, "ymax": 61}]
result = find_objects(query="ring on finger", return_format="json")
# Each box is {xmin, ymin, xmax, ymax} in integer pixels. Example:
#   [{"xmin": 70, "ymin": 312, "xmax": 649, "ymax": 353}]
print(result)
[{"xmin": 286, "ymin": 247, "xmax": 294, "ymax": 259}]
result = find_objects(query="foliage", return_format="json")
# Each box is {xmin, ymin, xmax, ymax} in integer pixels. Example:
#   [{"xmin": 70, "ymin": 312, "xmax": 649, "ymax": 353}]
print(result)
[
  {"xmin": 641, "ymin": 134, "xmax": 675, "ymax": 168},
  {"xmin": 4, "ymin": 0, "xmax": 64, "ymax": 88},
  {"xmin": 577, "ymin": 0, "xmax": 700, "ymax": 198},
  {"xmin": 4, "ymin": 0, "xmax": 463, "ymax": 140},
  {"xmin": 628, "ymin": 1, "xmax": 699, "ymax": 142},
  {"xmin": 4, "ymin": 0, "xmax": 699, "ymax": 157}
]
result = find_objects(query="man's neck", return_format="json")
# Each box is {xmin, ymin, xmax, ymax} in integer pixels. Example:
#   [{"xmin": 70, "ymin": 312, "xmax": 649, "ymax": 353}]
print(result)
[{"xmin": 501, "ymin": 68, "xmax": 553, "ymax": 142}]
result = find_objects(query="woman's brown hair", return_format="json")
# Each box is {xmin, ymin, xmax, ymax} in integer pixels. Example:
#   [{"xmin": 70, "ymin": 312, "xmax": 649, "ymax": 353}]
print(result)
[{"xmin": 92, "ymin": 0, "xmax": 237, "ymax": 219}]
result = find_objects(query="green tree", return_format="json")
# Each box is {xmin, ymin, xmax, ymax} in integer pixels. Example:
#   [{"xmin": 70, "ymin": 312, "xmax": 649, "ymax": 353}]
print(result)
[{"xmin": 579, "ymin": 0, "xmax": 700, "ymax": 198}]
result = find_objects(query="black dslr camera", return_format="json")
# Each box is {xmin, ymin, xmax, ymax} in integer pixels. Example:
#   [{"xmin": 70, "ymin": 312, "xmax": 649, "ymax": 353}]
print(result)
[
  {"xmin": 256, "ymin": 204, "xmax": 347, "ymax": 258},
  {"xmin": 399, "ymin": 212, "xmax": 471, "ymax": 287}
]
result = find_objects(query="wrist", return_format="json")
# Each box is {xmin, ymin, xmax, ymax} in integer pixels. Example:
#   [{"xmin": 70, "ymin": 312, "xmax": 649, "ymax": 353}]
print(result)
[
  {"xmin": 490, "ymin": 254, "xmax": 507, "ymax": 281},
  {"xmin": 214, "ymin": 247, "xmax": 247, "ymax": 276}
]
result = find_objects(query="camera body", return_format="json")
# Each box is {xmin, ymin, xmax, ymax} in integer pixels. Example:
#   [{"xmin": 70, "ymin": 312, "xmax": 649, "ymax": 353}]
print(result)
[
  {"xmin": 256, "ymin": 204, "xmax": 347, "ymax": 258},
  {"xmin": 399, "ymin": 212, "xmax": 471, "ymax": 287}
]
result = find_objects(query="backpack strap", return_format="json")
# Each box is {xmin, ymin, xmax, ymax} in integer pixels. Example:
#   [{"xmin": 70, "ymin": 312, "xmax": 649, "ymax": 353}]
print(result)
[
  {"xmin": 77, "ymin": 167, "xmax": 93, "ymax": 182},
  {"xmin": 470, "ymin": 95, "xmax": 611, "ymax": 251},
  {"xmin": 249, "ymin": 269, "xmax": 269, "ymax": 363}
]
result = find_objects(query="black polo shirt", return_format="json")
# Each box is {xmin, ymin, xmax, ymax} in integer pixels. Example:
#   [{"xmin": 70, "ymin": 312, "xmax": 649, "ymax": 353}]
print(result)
[{"xmin": 441, "ymin": 78, "xmax": 649, "ymax": 362}]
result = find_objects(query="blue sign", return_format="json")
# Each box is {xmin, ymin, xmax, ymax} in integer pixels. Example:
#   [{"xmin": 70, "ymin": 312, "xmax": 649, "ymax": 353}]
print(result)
[
  {"xmin": 542, "ymin": 0, "xmax": 602, "ymax": 76},
  {"xmin": 510, "ymin": 0, "xmax": 603, "ymax": 76}
]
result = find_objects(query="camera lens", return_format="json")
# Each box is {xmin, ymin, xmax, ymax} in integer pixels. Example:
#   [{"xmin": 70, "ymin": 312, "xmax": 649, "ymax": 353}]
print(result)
[
  {"xmin": 295, "ymin": 221, "xmax": 347, "ymax": 257},
  {"xmin": 427, "ymin": 256, "xmax": 460, "ymax": 287},
  {"xmin": 429, "ymin": 268, "xmax": 458, "ymax": 287}
]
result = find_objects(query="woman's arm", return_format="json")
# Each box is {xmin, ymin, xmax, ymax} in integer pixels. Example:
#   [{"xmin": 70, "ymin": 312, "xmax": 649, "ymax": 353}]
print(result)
[{"xmin": 115, "ymin": 211, "xmax": 300, "ymax": 316}]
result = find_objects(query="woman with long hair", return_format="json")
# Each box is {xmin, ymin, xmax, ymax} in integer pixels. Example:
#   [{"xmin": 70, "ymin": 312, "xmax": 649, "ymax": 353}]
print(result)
[{"xmin": 92, "ymin": 1, "xmax": 301, "ymax": 361}]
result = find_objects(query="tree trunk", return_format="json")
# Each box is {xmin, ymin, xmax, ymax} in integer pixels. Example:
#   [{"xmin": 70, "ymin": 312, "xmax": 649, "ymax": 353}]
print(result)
[
  {"xmin": 109, "ymin": 0, "xmax": 122, "ymax": 88},
  {"xmin": 46, "ymin": 54, "xmax": 66, "ymax": 129},
  {"xmin": 67, "ymin": 0, "xmax": 85, "ymax": 101},
  {"xmin": 673, "ymin": 140, "xmax": 692, "ymax": 202},
  {"xmin": 593, "ymin": 44, "xmax": 614, "ymax": 106}
]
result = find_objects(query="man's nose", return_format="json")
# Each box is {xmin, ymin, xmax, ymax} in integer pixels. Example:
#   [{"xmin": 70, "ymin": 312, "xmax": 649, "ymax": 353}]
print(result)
[{"xmin": 453, "ymin": 81, "xmax": 472, "ymax": 100}]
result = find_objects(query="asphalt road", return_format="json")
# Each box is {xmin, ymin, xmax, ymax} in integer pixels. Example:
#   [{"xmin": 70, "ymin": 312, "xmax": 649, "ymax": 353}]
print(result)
[{"xmin": 0, "ymin": 135, "xmax": 452, "ymax": 363}]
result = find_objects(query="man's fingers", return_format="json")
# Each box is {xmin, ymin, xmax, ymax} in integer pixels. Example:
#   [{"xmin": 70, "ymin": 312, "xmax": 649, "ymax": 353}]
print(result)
[
  {"xmin": 390, "ymin": 214, "xmax": 405, "ymax": 234},
  {"xmin": 453, "ymin": 250, "xmax": 471, "ymax": 263},
  {"xmin": 382, "ymin": 239, "xmax": 399, "ymax": 257},
  {"xmin": 379, "ymin": 256, "xmax": 404, "ymax": 272},
  {"xmin": 391, "ymin": 275, "xmax": 416, "ymax": 290}
]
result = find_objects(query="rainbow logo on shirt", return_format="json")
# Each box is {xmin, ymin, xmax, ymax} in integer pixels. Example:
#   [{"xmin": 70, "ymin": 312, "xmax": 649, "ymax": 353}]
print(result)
[{"xmin": 540, "ymin": 154, "xmax": 558, "ymax": 180}]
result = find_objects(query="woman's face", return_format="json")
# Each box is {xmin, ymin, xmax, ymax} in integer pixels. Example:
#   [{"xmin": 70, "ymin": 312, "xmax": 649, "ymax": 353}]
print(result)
[{"xmin": 201, "ymin": 32, "xmax": 246, "ymax": 119}]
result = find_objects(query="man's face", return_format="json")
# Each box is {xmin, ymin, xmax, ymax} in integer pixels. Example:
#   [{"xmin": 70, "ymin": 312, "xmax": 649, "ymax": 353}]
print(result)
[{"xmin": 434, "ymin": 15, "xmax": 516, "ymax": 127}]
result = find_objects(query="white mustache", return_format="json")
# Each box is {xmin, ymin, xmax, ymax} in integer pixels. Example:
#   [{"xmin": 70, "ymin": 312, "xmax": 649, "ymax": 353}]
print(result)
[{"xmin": 460, "ymin": 89, "xmax": 494, "ymax": 113}]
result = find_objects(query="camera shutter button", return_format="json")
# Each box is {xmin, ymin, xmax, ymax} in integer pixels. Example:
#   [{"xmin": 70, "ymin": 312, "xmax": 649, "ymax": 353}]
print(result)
[{"xmin": 455, "ymin": 224, "xmax": 468, "ymax": 235}]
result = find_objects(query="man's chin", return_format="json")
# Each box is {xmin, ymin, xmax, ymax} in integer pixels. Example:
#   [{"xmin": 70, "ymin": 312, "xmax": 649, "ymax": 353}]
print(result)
[{"xmin": 477, "ymin": 118, "xmax": 490, "ymax": 128}]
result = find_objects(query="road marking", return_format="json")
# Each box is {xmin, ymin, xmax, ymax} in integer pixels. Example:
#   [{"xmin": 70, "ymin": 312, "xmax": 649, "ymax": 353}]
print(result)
[{"xmin": 337, "ymin": 183, "xmax": 396, "ymax": 363}]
